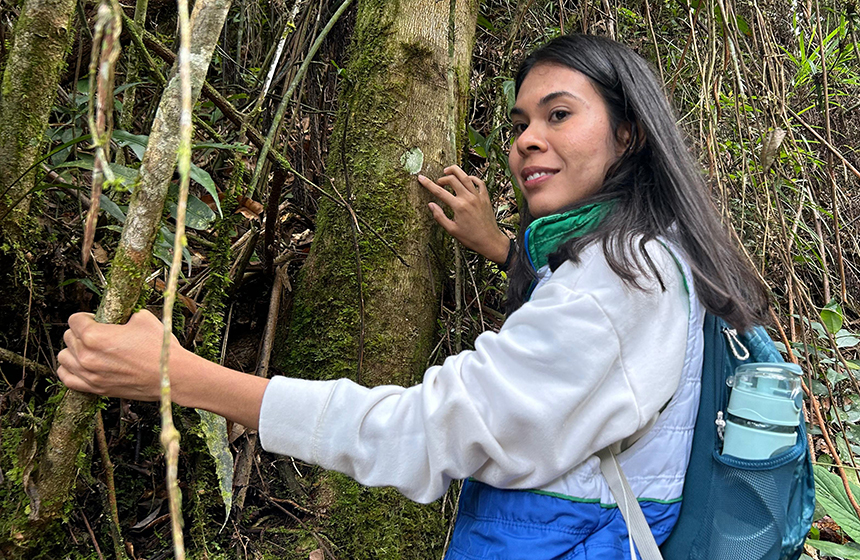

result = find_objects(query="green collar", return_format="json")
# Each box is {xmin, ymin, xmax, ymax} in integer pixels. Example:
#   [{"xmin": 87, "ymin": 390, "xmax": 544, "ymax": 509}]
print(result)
[{"xmin": 524, "ymin": 202, "xmax": 612, "ymax": 271}]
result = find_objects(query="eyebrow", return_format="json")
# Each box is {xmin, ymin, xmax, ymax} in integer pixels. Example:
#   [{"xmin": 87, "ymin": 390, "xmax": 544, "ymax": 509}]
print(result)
[{"xmin": 510, "ymin": 91, "xmax": 584, "ymax": 117}]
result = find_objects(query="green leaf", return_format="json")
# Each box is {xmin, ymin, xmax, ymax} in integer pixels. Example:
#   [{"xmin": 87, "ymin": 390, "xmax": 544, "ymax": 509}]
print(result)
[
  {"xmin": 113, "ymin": 81, "xmax": 145, "ymax": 96},
  {"xmin": 113, "ymin": 130, "xmax": 150, "ymax": 161},
  {"xmin": 476, "ymin": 13, "xmax": 495, "ymax": 31},
  {"xmin": 54, "ymin": 158, "xmax": 139, "ymax": 189},
  {"xmin": 189, "ymin": 164, "xmax": 222, "ymax": 217},
  {"xmin": 813, "ymin": 465, "xmax": 860, "ymax": 542},
  {"xmin": 502, "ymin": 79, "xmax": 516, "ymax": 114},
  {"xmin": 157, "ymin": 226, "xmax": 193, "ymax": 272},
  {"xmin": 169, "ymin": 194, "xmax": 216, "ymax": 231},
  {"xmin": 822, "ymin": 301, "xmax": 844, "ymax": 334},
  {"xmin": 196, "ymin": 409, "xmax": 233, "ymax": 522},
  {"xmin": 99, "ymin": 194, "xmax": 126, "ymax": 224},
  {"xmin": 805, "ymin": 538, "xmax": 860, "ymax": 559},
  {"xmin": 59, "ymin": 278, "xmax": 102, "ymax": 297},
  {"xmin": 468, "ymin": 126, "xmax": 488, "ymax": 158},
  {"xmin": 736, "ymin": 14, "xmax": 752, "ymax": 36},
  {"xmin": 835, "ymin": 330, "xmax": 860, "ymax": 349}
]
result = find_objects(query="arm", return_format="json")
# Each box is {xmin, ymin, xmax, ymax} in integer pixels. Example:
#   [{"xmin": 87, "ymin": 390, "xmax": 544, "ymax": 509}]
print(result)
[
  {"xmin": 418, "ymin": 165, "xmax": 511, "ymax": 264},
  {"xmin": 257, "ymin": 250, "xmax": 690, "ymax": 503},
  {"xmin": 57, "ymin": 309, "xmax": 269, "ymax": 429}
]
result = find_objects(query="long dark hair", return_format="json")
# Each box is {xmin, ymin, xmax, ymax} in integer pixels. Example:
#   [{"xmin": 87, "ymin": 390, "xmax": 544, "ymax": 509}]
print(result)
[{"xmin": 506, "ymin": 34, "xmax": 769, "ymax": 332}]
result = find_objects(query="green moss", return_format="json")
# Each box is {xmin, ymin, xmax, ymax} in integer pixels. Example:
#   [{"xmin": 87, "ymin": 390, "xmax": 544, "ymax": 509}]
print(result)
[
  {"xmin": 323, "ymin": 472, "xmax": 451, "ymax": 559},
  {"xmin": 0, "ymin": 411, "xmax": 80, "ymax": 558},
  {"xmin": 280, "ymin": 6, "xmax": 437, "ymax": 385}
]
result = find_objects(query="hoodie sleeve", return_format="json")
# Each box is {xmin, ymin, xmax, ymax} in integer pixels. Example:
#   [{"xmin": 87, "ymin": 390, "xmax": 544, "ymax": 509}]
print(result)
[{"xmin": 258, "ymin": 245, "xmax": 689, "ymax": 503}]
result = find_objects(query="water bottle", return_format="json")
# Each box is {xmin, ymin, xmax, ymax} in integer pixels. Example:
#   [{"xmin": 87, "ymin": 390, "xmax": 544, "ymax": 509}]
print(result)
[{"xmin": 721, "ymin": 363, "xmax": 803, "ymax": 460}]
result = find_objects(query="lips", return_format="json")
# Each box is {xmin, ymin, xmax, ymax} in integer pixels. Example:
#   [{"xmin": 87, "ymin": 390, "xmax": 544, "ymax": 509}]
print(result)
[{"xmin": 520, "ymin": 167, "xmax": 559, "ymax": 189}]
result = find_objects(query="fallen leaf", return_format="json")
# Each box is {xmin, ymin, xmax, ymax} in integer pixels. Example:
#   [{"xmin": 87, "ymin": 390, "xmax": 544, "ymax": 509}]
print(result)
[
  {"xmin": 309, "ymin": 549, "xmax": 324, "ymax": 560},
  {"xmin": 93, "ymin": 242, "xmax": 109, "ymax": 264},
  {"xmin": 237, "ymin": 196, "xmax": 264, "ymax": 220}
]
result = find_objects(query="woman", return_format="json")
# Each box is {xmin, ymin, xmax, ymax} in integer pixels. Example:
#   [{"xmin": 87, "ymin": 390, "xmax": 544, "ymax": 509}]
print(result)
[{"xmin": 58, "ymin": 35, "xmax": 769, "ymax": 558}]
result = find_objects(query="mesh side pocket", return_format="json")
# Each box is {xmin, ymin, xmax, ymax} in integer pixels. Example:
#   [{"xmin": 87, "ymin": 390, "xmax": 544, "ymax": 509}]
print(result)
[{"xmin": 688, "ymin": 443, "xmax": 807, "ymax": 560}]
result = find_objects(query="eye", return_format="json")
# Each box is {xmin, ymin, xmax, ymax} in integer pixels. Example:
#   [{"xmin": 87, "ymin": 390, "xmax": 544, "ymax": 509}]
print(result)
[
  {"xmin": 511, "ymin": 122, "xmax": 528, "ymax": 137},
  {"xmin": 550, "ymin": 109, "xmax": 570, "ymax": 122}
]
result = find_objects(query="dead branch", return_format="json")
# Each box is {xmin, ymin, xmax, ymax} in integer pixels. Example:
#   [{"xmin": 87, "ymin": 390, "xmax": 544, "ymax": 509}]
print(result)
[{"xmin": 0, "ymin": 347, "xmax": 53, "ymax": 378}]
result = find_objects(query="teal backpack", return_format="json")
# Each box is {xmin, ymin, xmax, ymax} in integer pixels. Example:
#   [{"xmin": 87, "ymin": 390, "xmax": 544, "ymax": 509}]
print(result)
[{"xmin": 600, "ymin": 312, "xmax": 816, "ymax": 560}]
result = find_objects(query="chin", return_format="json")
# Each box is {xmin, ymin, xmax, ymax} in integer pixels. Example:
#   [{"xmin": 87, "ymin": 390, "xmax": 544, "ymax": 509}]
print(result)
[{"xmin": 528, "ymin": 204, "xmax": 562, "ymax": 219}]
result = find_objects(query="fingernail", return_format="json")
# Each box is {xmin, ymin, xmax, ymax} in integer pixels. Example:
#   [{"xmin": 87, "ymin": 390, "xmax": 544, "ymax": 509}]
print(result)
[{"xmin": 417, "ymin": 174, "xmax": 425, "ymax": 180}]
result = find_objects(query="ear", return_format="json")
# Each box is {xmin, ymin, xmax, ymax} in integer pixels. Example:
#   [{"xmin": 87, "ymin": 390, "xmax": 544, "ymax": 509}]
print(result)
[
  {"xmin": 614, "ymin": 121, "xmax": 644, "ymax": 155},
  {"xmin": 614, "ymin": 122, "xmax": 632, "ymax": 156}
]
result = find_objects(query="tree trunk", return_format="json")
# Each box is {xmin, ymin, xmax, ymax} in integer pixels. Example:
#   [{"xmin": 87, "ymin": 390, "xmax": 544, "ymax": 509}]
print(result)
[
  {"xmin": 277, "ymin": 0, "xmax": 476, "ymax": 555},
  {"xmin": 0, "ymin": 0, "xmax": 232, "ymax": 554},
  {"xmin": 0, "ymin": 0, "xmax": 77, "ymax": 233},
  {"xmin": 282, "ymin": 0, "xmax": 477, "ymax": 388}
]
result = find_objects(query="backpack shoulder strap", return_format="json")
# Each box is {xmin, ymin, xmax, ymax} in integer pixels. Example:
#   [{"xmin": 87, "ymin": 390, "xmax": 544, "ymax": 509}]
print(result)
[{"xmin": 597, "ymin": 448, "xmax": 664, "ymax": 560}]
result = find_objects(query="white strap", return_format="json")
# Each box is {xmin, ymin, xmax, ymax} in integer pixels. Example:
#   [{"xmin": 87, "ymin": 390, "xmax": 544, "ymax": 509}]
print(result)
[{"xmin": 597, "ymin": 448, "xmax": 665, "ymax": 560}]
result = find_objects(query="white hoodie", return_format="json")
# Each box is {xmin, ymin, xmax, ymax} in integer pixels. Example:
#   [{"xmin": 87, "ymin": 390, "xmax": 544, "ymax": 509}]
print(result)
[{"xmin": 259, "ymin": 239, "xmax": 705, "ymax": 504}]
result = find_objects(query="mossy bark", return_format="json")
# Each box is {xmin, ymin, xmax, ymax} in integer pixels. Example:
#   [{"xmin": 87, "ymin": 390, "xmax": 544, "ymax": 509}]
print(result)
[
  {"xmin": 282, "ymin": 0, "xmax": 477, "ymax": 387},
  {"xmin": 277, "ymin": 0, "xmax": 477, "ymax": 556},
  {"xmin": 0, "ymin": 0, "xmax": 77, "ymax": 233},
  {"xmin": 0, "ymin": 1, "xmax": 233, "ymax": 554}
]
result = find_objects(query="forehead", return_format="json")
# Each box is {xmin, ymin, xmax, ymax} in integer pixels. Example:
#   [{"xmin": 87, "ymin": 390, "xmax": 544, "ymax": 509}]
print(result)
[{"xmin": 515, "ymin": 63, "xmax": 602, "ymax": 106}]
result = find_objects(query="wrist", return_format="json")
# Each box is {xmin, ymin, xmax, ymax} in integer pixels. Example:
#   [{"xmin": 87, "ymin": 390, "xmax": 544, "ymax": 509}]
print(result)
[
  {"xmin": 498, "ymin": 238, "xmax": 518, "ymax": 272},
  {"xmin": 486, "ymin": 232, "xmax": 513, "ymax": 264}
]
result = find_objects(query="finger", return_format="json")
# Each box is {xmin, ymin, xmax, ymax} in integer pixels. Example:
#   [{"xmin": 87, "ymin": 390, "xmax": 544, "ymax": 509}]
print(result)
[
  {"xmin": 67, "ymin": 312, "xmax": 95, "ymax": 329},
  {"xmin": 445, "ymin": 166, "xmax": 481, "ymax": 194},
  {"xmin": 63, "ymin": 328, "xmax": 81, "ymax": 356},
  {"xmin": 418, "ymin": 175, "xmax": 458, "ymax": 207},
  {"xmin": 57, "ymin": 364, "xmax": 99, "ymax": 395},
  {"xmin": 68, "ymin": 312, "xmax": 100, "ymax": 345},
  {"xmin": 436, "ymin": 173, "xmax": 473, "ymax": 198},
  {"xmin": 469, "ymin": 175, "xmax": 487, "ymax": 195},
  {"xmin": 57, "ymin": 347, "xmax": 76, "ymax": 371},
  {"xmin": 131, "ymin": 307, "xmax": 160, "ymax": 326},
  {"xmin": 428, "ymin": 203, "xmax": 457, "ymax": 234}
]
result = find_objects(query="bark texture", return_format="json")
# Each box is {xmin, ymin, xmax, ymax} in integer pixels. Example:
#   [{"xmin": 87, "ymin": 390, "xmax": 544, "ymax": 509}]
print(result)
[
  {"xmin": 0, "ymin": 0, "xmax": 77, "ymax": 231},
  {"xmin": 0, "ymin": 0, "xmax": 233, "ymax": 553},
  {"xmin": 277, "ymin": 0, "xmax": 477, "ymax": 556},
  {"xmin": 282, "ymin": 0, "xmax": 477, "ymax": 388}
]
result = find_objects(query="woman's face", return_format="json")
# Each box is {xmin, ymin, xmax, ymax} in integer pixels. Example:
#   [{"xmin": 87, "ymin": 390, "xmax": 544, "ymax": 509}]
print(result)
[{"xmin": 508, "ymin": 63, "xmax": 627, "ymax": 218}]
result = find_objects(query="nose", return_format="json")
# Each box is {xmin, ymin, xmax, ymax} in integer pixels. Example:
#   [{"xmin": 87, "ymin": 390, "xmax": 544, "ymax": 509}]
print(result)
[{"xmin": 514, "ymin": 123, "xmax": 547, "ymax": 155}]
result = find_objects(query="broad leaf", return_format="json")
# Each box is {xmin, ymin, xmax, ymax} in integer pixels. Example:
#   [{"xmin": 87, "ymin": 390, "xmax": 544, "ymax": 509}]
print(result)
[
  {"xmin": 196, "ymin": 409, "xmax": 233, "ymax": 522},
  {"xmin": 805, "ymin": 538, "xmax": 860, "ymax": 559},
  {"xmin": 468, "ymin": 126, "xmax": 487, "ymax": 158},
  {"xmin": 99, "ymin": 194, "xmax": 127, "ymax": 224},
  {"xmin": 157, "ymin": 226, "xmax": 193, "ymax": 272},
  {"xmin": 168, "ymin": 194, "xmax": 216, "ymax": 231},
  {"xmin": 55, "ymin": 158, "xmax": 139, "ymax": 189},
  {"xmin": 190, "ymin": 164, "xmax": 222, "ymax": 217},
  {"xmin": 113, "ymin": 130, "xmax": 150, "ymax": 161},
  {"xmin": 835, "ymin": 330, "xmax": 860, "ymax": 349},
  {"xmin": 822, "ymin": 301, "xmax": 844, "ymax": 335},
  {"xmin": 813, "ymin": 465, "xmax": 860, "ymax": 542}
]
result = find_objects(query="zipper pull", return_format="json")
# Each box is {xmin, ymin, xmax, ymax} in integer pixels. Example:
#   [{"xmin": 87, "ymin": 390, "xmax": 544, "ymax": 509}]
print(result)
[
  {"xmin": 715, "ymin": 411, "xmax": 726, "ymax": 441},
  {"xmin": 721, "ymin": 327, "xmax": 750, "ymax": 360}
]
